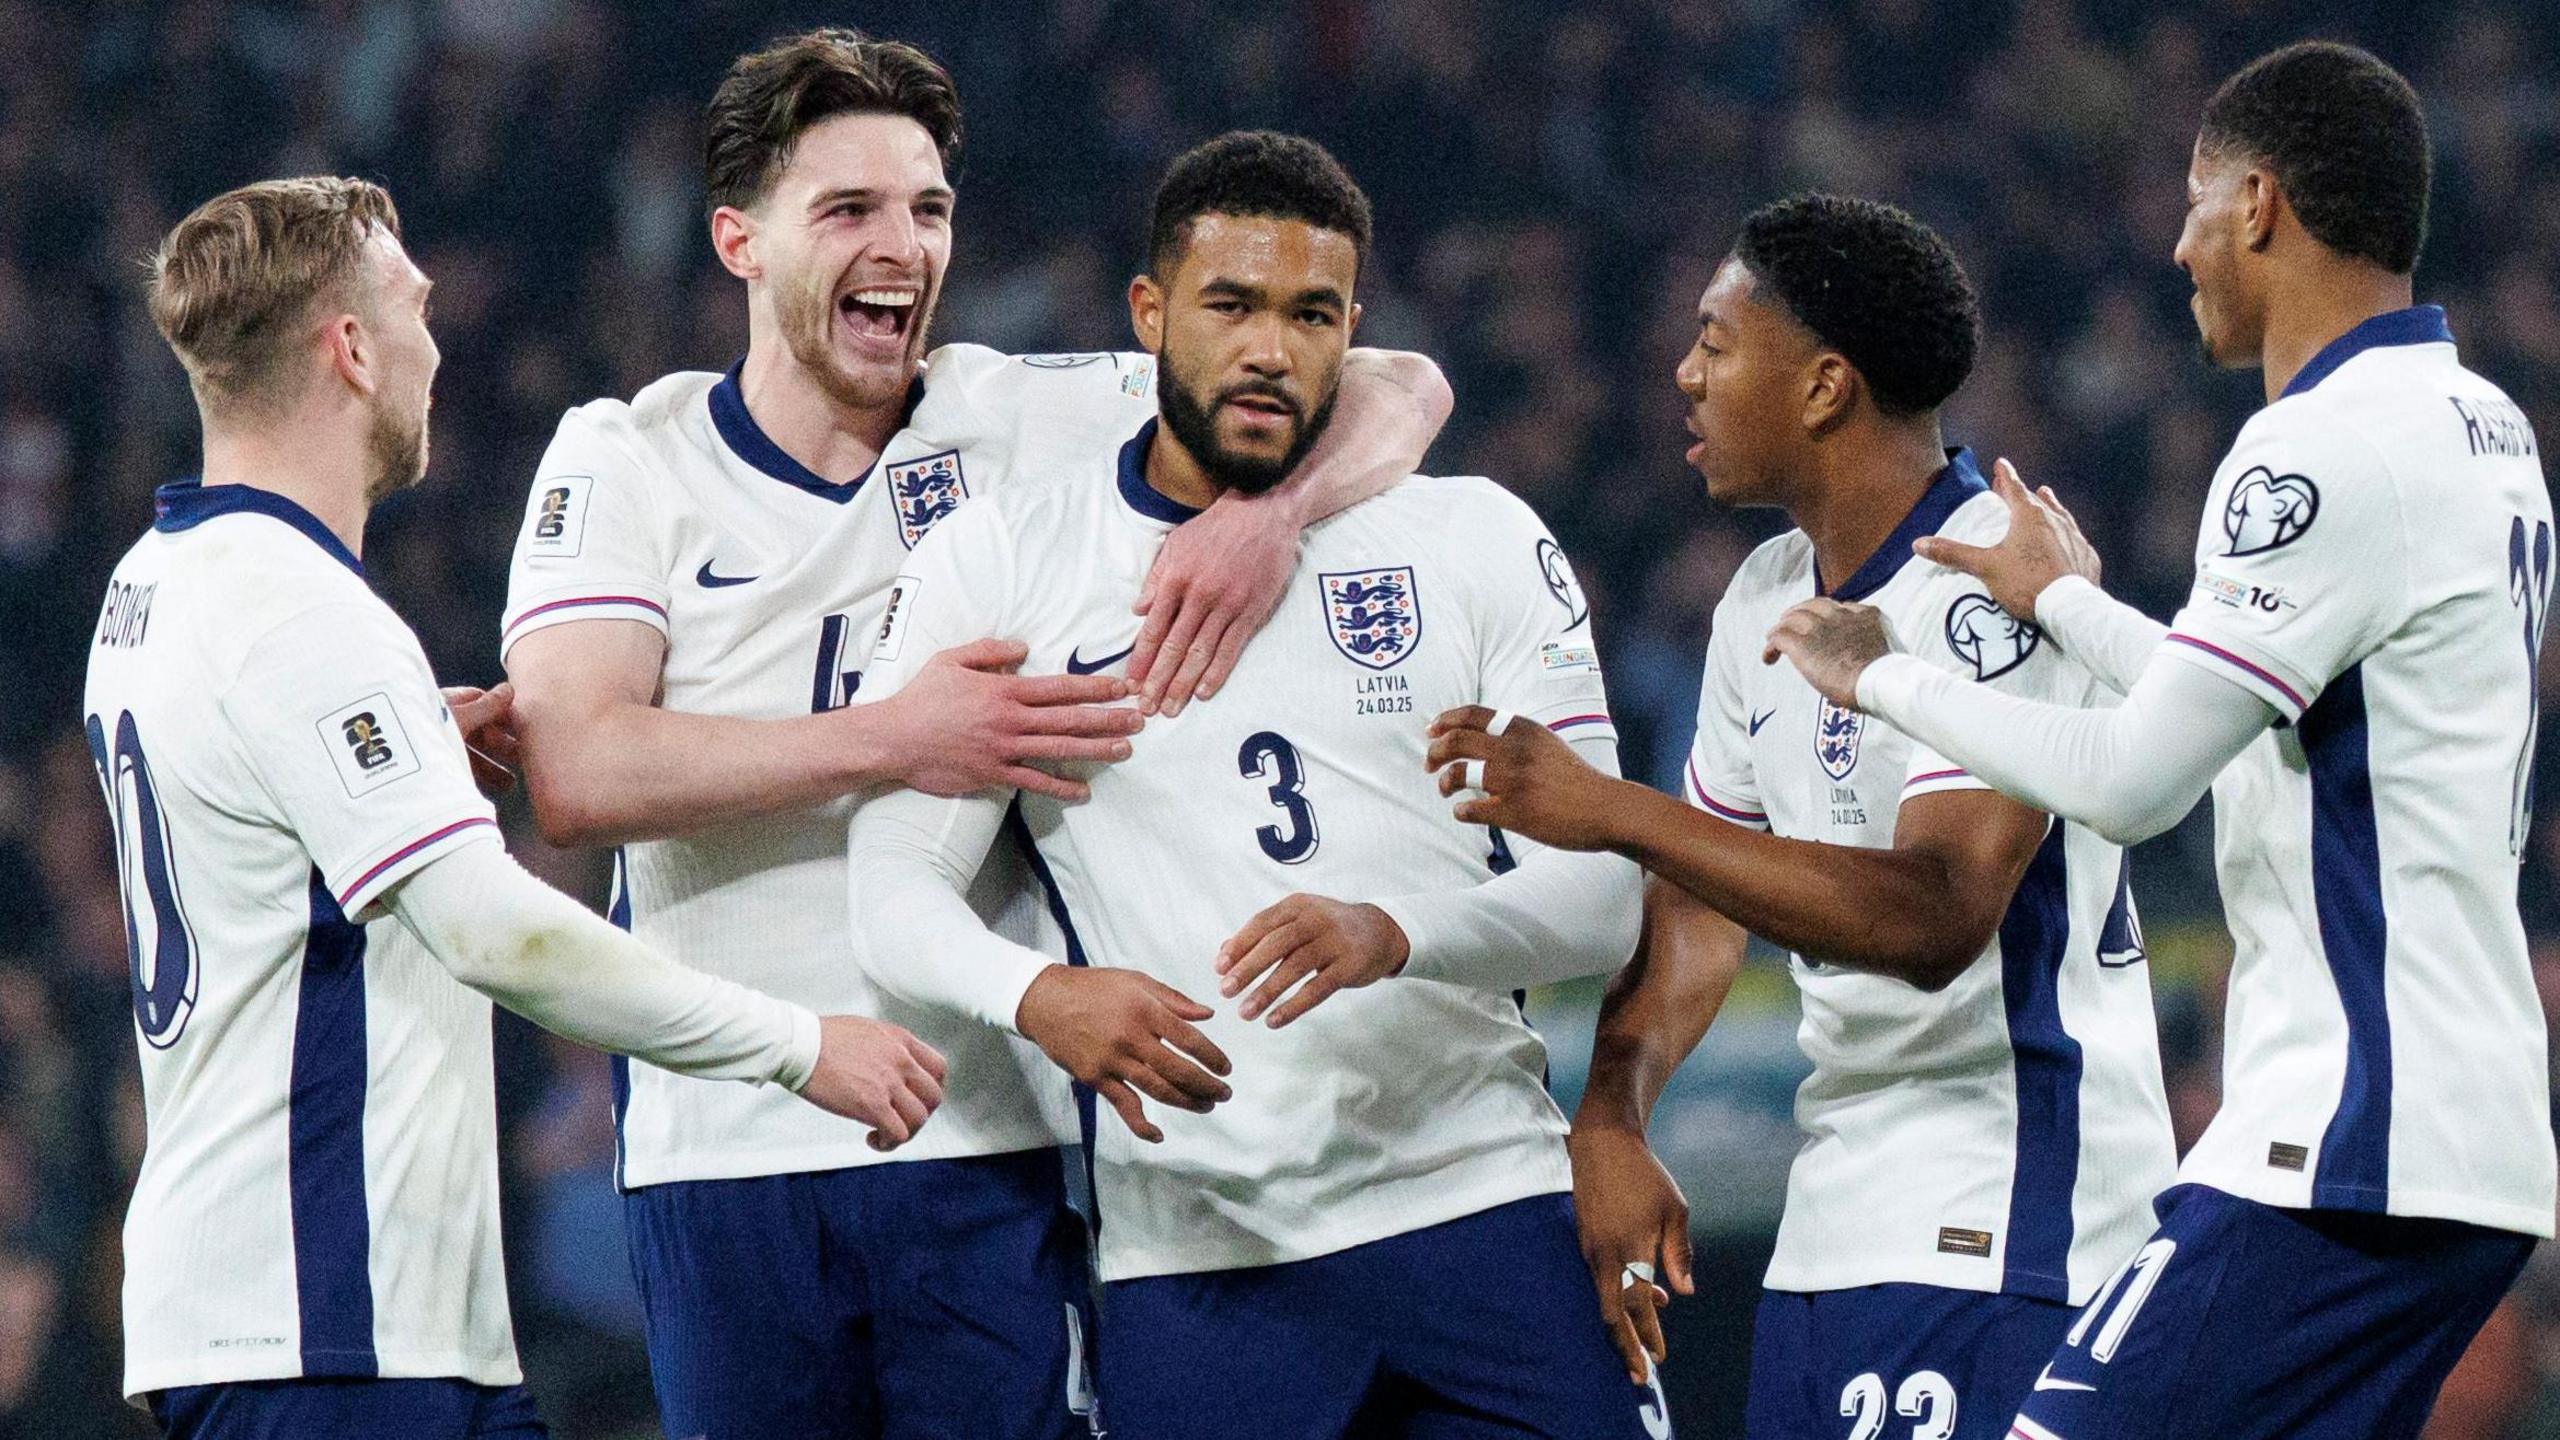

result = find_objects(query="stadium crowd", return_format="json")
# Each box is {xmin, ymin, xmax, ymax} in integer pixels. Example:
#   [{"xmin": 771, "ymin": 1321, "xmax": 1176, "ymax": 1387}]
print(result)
[{"xmin": 3, "ymin": 1, "xmax": 2558, "ymax": 1434}]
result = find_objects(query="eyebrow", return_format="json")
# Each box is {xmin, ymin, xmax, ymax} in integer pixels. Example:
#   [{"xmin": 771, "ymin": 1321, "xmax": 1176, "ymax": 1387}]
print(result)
[
  {"xmin": 805, "ymin": 184, "xmax": 955, "ymax": 213},
  {"xmin": 1199, "ymin": 278, "xmax": 1347, "ymax": 310}
]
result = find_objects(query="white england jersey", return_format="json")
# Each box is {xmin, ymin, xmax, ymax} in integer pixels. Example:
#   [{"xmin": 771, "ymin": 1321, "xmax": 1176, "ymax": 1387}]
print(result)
[
  {"xmin": 851, "ymin": 423, "xmax": 1634, "ymax": 1282},
  {"xmin": 1687, "ymin": 452, "xmax": 2175, "ymax": 1303},
  {"xmin": 86, "ymin": 481, "xmax": 512, "ymax": 1396},
  {"xmin": 501, "ymin": 345, "xmax": 1157, "ymax": 1188},
  {"xmin": 2155, "ymin": 307, "xmax": 2556, "ymax": 1236}
]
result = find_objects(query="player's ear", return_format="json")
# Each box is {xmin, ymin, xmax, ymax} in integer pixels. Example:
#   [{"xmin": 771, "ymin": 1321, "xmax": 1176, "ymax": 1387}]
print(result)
[
  {"xmin": 1802, "ymin": 352, "xmax": 1854, "ymax": 436},
  {"xmin": 2240, "ymin": 168, "xmax": 2279, "ymax": 254},
  {"xmin": 1344, "ymin": 300, "xmax": 1363, "ymax": 342},
  {"xmin": 325, "ymin": 312, "xmax": 372, "ymax": 399},
  {"xmin": 1129, "ymin": 274, "xmax": 1165, "ymax": 353},
  {"xmin": 709, "ymin": 206, "xmax": 761, "ymax": 282}
]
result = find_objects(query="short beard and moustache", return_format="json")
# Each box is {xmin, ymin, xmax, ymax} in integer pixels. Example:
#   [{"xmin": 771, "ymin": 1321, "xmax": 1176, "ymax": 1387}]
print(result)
[
  {"xmin": 779, "ymin": 258, "xmax": 937, "ymax": 413},
  {"xmin": 1155, "ymin": 344, "xmax": 1339, "ymax": 496},
  {"xmin": 364, "ymin": 392, "xmax": 428, "ymax": 504}
]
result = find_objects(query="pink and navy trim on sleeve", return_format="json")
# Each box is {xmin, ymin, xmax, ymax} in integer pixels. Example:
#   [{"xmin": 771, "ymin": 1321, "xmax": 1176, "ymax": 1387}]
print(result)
[
  {"xmin": 2162, "ymin": 633, "xmax": 2310, "ymax": 719},
  {"xmin": 1685, "ymin": 756, "xmax": 1768, "ymax": 829},
  {"xmin": 501, "ymin": 593, "xmax": 673, "ymax": 649},
  {"xmin": 334, "ymin": 816, "xmax": 502, "ymax": 916}
]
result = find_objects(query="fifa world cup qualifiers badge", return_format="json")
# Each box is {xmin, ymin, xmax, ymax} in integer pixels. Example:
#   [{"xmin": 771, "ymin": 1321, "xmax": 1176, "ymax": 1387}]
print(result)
[
  {"xmin": 1943, "ymin": 593, "xmax": 2041, "ymax": 681},
  {"xmin": 526, "ymin": 473, "xmax": 594, "ymax": 557},
  {"xmin": 317, "ymin": 693, "xmax": 422, "ymax": 798}
]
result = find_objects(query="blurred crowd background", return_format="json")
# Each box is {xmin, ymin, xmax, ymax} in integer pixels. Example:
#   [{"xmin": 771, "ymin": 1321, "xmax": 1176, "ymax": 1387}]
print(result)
[{"xmin": 3, "ymin": 1, "xmax": 2558, "ymax": 1435}]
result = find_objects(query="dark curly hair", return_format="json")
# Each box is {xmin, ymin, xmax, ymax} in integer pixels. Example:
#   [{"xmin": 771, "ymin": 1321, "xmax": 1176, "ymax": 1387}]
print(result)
[
  {"xmin": 1147, "ymin": 131, "xmax": 1372, "ymax": 281},
  {"xmin": 2199, "ymin": 41, "xmax": 2430, "ymax": 276},
  {"xmin": 704, "ymin": 28, "xmax": 962, "ymax": 217},
  {"xmin": 1732, "ymin": 194, "xmax": 1981, "ymax": 418}
]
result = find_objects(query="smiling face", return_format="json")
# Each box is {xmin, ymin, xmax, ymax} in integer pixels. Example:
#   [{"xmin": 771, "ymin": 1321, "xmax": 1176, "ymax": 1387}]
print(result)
[
  {"xmin": 732, "ymin": 110, "xmax": 952, "ymax": 413},
  {"xmin": 1134, "ymin": 212, "xmax": 1360, "ymax": 494},
  {"xmin": 1672, "ymin": 256, "xmax": 1820, "ymax": 508},
  {"xmin": 2174, "ymin": 139, "xmax": 2268, "ymax": 370}
]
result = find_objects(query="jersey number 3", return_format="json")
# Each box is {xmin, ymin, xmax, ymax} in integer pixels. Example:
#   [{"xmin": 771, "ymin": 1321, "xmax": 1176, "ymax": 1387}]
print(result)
[
  {"xmin": 84, "ymin": 711, "xmax": 200, "ymax": 1047},
  {"xmin": 1239, "ymin": 731, "xmax": 1320, "ymax": 864}
]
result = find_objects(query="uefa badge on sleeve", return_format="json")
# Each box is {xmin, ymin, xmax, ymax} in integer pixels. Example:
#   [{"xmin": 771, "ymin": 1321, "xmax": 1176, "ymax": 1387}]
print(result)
[
  {"xmin": 1322, "ymin": 566, "xmax": 1422, "ymax": 670},
  {"xmin": 887, "ymin": 450, "xmax": 969, "ymax": 549}
]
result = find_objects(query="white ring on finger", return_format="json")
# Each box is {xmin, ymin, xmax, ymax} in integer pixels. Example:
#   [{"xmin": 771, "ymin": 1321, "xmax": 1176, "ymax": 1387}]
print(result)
[
  {"xmin": 1461, "ymin": 758, "xmax": 1486, "ymax": 792},
  {"xmin": 1487, "ymin": 708, "xmax": 1518, "ymax": 737},
  {"xmin": 1621, "ymin": 1260, "xmax": 1657, "ymax": 1290}
]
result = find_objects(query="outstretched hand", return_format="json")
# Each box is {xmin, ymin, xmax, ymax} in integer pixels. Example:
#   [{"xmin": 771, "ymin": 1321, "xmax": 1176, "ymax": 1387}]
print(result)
[
  {"xmin": 1423, "ymin": 707, "xmax": 1627, "ymax": 852},
  {"xmin": 1911, "ymin": 458, "xmax": 2101, "ymax": 620}
]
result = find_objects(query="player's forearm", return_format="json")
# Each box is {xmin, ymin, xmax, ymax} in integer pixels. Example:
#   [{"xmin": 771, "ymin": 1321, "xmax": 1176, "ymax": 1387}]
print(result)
[
  {"xmin": 1578, "ymin": 879, "xmax": 1747, "ymax": 1132},
  {"xmin": 1857, "ymin": 650, "xmax": 2269, "ymax": 846},
  {"xmin": 1257, "ymin": 348, "xmax": 1452, "ymax": 525},
  {"xmin": 390, "ymin": 840, "xmax": 820, "ymax": 1086},
  {"xmin": 515, "ymin": 696, "xmax": 892, "ymax": 847},
  {"xmin": 2037, "ymin": 575, "xmax": 2169, "ymax": 696},
  {"xmin": 845, "ymin": 816, "xmax": 1053, "ymax": 1035},
  {"xmin": 1599, "ymin": 783, "xmax": 1997, "ymax": 989},
  {"xmin": 1376, "ymin": 844, "xmax": 1644, "ymax": 992}
]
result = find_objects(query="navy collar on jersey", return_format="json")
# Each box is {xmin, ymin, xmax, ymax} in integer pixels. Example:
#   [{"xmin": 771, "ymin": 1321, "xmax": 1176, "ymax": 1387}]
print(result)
[
  {"xmin": 1116, "ymin": 418, "xmax": 1205, "ymax": 524},
  {"xmin": 1817, "ymin": 447, "xmax": 1988, "ymax": 602},
  {"xmin": 152, "ymin": 478, "xmax": 365, "ymax": 579},
  {"xmin": 707, "ymin": 358, "xmax": 926, "ymax": 503},
  {"xmin": 2279, "ymin": 304, "xmax": 2454, "ymax": 401}
]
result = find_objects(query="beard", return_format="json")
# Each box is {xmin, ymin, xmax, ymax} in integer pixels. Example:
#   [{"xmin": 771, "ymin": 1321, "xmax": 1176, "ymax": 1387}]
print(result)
[
  {"xmin": 1155, "ymin": 343, "xmax": 1338, "ymax": 497},
  {"xmin": 777, "ymin": 257, "xmax": 937, "ymax": 414},
  {"xmin": 364, "ymin": 393, "xmax": 427, "ymax": 504}
]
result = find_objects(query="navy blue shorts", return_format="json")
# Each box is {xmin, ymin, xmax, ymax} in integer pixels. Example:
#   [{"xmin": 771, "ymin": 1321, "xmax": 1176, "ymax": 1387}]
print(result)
[
  {"xmin": 1744, "ymin": 1282, "xmax": 2074, "ymax": 1440},
  {"xmin": 2010, "ymin": 1184, "xmax": 2534, "ymax": 1440},
  {"xmin": 1098, "ymin": 1192, "xmax": 1667, "ymax": 1439},
  {"xmin": 623, "ymin": 1147, "xmax": 1096, "ymax": 1440},
  {"xmin": 150, "ymin": 1378, "xmax": 546, "ymax": 1438}
]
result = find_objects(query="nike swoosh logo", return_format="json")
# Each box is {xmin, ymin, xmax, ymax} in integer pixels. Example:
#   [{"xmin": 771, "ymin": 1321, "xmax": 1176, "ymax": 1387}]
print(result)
[
  {"xmin": 1748, "ymin": 709, "xmax": 1775, "ymax": 735},
  {"xmin": 2032, "ymin": 1364, "xmax": 2096, "ymax": 1393},
  {"xmin": 1066, "ymin": 642, "xmax": 1135, "ymax": 675},
  {"xmin": 696, "ymin": 561, "xmax": 758, "ymax": 588}
]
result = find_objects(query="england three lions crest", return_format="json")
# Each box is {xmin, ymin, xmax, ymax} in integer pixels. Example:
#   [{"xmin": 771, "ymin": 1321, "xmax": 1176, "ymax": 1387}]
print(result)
[
  {"xmin": 1322, "ymin": 566, "xmax": 1422, "ymax": 670},
  {"xmin": 887, "ymin": 449, "xmax": 968, "ymax": 549},
  {"xmin": 1816, "ymin": 697, "xmax": 1864, "ymax": 780}
]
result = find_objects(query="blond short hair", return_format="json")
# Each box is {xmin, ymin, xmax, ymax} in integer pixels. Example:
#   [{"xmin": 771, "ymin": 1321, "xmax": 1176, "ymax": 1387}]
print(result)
[{"xmin": 146, "ymin": 177, "xmax": 403, "ymax": 415}]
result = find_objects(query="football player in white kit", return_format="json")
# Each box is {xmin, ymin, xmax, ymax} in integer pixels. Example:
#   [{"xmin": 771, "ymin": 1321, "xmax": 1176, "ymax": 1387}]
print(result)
[
  {"xmin": 499, "ymin": 33, "xmax": 1449, "ymax": 1440},
  {"xmin": 92, "ymin": 178, "xmax": 946, "ymax": 1440},
  {"xmin": 1768, "ymin": 44, "xmax": 2554, "ymax": 1440},
  {"xmin": 846, "ymin": 132, "xmax": 1660, "ymax": 1439},
  {"xmin": 1430, "ymin": 196, "xmax": 2176, "ymax": 1440}
]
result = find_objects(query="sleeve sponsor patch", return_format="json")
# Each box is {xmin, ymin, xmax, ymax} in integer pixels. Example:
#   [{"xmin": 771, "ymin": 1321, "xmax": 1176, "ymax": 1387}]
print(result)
[
  {"xmin": 2220, "ymin": 466, "xmax": 2319, "ymax": 556},
  {"xmin": 1539, "ymin": 641, "xmax": 1600, "ymax": 674},
  {"xmin": 872, "ymin": 576, "xmax": 922, "ymax": 663},
  {"xmin": 317, "ymin": 693, "xmax": 422, "ymax": 798},
  {"xmin": 525, "ymin": 473, "xmax": 595, "ymax": 558}
]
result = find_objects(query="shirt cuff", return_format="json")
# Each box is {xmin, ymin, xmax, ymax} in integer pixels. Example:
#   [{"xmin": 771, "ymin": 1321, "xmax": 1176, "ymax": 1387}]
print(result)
[
  {"xmin": 772, "ymin": 1005, "xmax": 824, "ymax": 1091},
  {"xmin": 1855, "ymin": 652, "xmax": 1941, "ymax": 723},
  {"xmin": 1370, "ymin": 890, "xmax": 1462, "ymax": 984}
]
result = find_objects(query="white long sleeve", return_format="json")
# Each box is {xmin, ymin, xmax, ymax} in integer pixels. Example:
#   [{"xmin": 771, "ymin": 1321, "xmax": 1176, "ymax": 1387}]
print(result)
[
  {"xmin": 1855, "ymin": 646, "xmax": 2275, "ymax": 846},
  {"xmin": 2035, "ymin": 574, "xmax": 2169, "ymax": 696},
  {"xmin": 1373, "ymin": 737, "xmax": 1644, "ymax": 990},
  {"xmin": 388, "ymin": 840, "xmax": 821, "ymax": 1087},
  {"xmin": 845, "ymin": 785, "xmax": 1054, "ymax": 1036}
]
